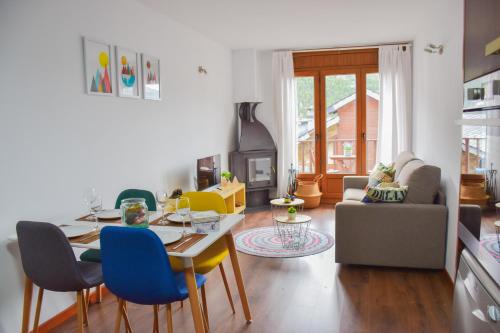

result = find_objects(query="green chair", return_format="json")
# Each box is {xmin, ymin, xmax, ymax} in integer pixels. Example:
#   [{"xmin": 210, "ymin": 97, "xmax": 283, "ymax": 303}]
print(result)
[{"xmin": 80, "ymin": 189, "xmax": 157, "ymax": 263}]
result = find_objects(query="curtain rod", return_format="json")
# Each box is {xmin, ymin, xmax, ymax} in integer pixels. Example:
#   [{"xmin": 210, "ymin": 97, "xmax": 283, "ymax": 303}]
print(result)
[{"xmin": 291, "ymin": 41, "xmax": 412, "ymax": 53}]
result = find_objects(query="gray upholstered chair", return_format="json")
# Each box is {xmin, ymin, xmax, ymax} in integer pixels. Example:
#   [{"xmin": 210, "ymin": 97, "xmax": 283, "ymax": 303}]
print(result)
[{"xmin": 16, "ymin": 221, "xmax": 103, "ymax": 333}]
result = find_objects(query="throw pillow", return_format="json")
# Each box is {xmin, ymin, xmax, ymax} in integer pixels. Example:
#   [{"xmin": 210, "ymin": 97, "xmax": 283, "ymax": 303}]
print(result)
[
  {"xmin": 361, "ymin": 185, "xmax": 408, "ymax": 203},
  {"xmin": 367, "ymin": 163, "xmax": 396, "ymax": 188}
]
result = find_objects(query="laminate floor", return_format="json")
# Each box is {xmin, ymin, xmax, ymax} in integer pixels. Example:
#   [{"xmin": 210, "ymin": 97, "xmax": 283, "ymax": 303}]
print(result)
[{"xmin": 52, "ymin": 205, "xmax": 453, "ymax": 333}]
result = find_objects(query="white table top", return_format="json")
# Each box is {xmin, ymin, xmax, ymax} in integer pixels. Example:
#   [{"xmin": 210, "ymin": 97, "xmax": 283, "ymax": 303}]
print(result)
[
  {"xmin": 270, "ymin": 198, "xmax": 305, "ymax": 206},
  {"xmin": 274, "ymin": 214, "xmax": 311, "ymax": 224},
  {"xmin": 7, "ymin": 211, "xmax": 245, "ymax": 259}
]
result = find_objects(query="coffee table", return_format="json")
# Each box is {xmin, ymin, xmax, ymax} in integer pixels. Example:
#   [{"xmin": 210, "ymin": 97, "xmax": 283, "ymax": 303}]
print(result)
[
  {"xmin": 270, "ymin": 198, "xmax": 305, "ymax": 233},
  {"xmin": 274, "ymin": 214, "xmax": 311, "ymax": 250}
]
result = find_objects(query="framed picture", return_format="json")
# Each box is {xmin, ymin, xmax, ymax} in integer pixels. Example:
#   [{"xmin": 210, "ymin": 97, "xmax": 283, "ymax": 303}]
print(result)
[
  {"xmin": 142, "ymin": 54, "xmax": 161, "ymax": 100},
  {"xmin": 115, "ymin": 46, "xmax": 140, "ymax": 98},
  {"xmin": 83, "ymin": 37, "xmax": 113, "ymax": 96}
]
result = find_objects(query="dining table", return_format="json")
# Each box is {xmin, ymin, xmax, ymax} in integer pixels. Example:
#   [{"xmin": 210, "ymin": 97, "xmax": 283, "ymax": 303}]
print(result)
[{"xmin": 13, "ymin": 211, "xmax": 252, "ymax": 333}]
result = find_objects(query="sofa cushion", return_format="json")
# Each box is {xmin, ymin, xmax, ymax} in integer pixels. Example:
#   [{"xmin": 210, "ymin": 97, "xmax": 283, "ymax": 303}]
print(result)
[
  {"xmin": 367, "ymin": 162, "xmax": 395, "ymax": 187},
  {"xmin": 362, "ymin": 185, "xmax": 408, "ymax": 203},
  {"xmin": 397, "ymin": 160, "xmax": 441, "ymax": 204},
  {"xmin": 343, "ymin": 188, "xmax": 367, "ymax": 202},
  {"xmin": 394, "ymin": 151, "xmax": 417, "ymax": 179}
]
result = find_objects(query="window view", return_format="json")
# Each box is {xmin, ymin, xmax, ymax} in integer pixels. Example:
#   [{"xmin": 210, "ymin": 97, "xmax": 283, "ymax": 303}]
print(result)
[
  {"xmin": 325, "ymin": 74, "xmax": 357, "ymax": 174},
  {"xmin": 365, "ymin": 73, "xmax": 380, "ymax": 173},
  {"xmin": 295, "ymin": 76, "xmax": 315, "ymax": 173}
]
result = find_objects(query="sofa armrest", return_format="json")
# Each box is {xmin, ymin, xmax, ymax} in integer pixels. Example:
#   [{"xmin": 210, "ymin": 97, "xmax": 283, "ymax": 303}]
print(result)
[
  {"xmin": 343, "ymin": 176, "xmax": 369, "ymax": 191},
  {"xmin": 335, "ymin": 202, "xmax": 448, "ymax": 269}
]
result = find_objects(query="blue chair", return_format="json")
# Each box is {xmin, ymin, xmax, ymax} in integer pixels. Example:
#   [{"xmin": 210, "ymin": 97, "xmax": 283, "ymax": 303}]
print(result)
[{"xmin": 100, "ymin": 226, "xmax": 208, "ymax": 333}]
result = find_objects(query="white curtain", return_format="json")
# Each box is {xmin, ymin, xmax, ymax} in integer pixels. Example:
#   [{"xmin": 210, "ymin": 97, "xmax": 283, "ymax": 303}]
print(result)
[
  {"xmin": 272, "ymin": 51, "xmax": 297, "ymax": 195},
  {"xmin": 377, "ymin": 45, "xmax": 413, "ymax": 164}
]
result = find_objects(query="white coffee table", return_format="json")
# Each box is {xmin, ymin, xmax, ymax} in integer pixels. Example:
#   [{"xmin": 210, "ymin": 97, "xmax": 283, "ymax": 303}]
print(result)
[
  {"xmin": 275, "ymin": 214, "xmax": 311, "ymax": 250},
  {"xmin": 270, "ymin": 198, "xmax": 305, "ymax": 233}
]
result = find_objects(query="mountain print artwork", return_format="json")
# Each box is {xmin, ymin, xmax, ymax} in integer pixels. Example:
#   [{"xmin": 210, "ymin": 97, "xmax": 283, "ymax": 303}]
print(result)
[{"xmin": 90, "ymin": 52, "xmax": 112, "ymax": 93}]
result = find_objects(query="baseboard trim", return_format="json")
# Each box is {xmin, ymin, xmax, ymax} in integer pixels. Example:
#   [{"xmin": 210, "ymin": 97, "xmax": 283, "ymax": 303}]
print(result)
[{"xmin": 33, "ymin": 286, "xmax": 110, "ymax": 333}]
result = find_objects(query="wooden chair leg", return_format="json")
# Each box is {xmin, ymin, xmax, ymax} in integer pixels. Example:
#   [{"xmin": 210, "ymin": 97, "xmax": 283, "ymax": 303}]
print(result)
[
  {"xmin": 114, "ymin": 298, "xmax": 124, "ymax": 333},
  {"xmin": 200, "ymin": 285, "xmax": 209, "ymax": 330},
  {"xmin": 21, "ymin": 277, "xmax": 33, "ymax": 333},
  {"xmin": 166, "ymin": 303, "xmax": 173, "ymax": 333},
  {"xmin": 200, "ymin": 305, "xmax": 209, "ymax": 333},
  {"xmin": 82, "ymin": 290, "xmax": 89, "ymax": 326},
  {"xmin": 32, "ymin": 288, "xmax": 44, "ymax": 333},
  {"xmin": 219, "ymin": 263, "xmax": 236, "ymax": 314},
  {"xmin": 85, "ymin": 288, "xmax": 90, "ymax": 306},
  {"xmin": 96, "ymin": 284, "xmax": 102, "ymax": 303},
  {"xmin": 180, "ymin": 300, "xmax": 183, "ymax": 308},
  {"xmin": 76, "ymin": 291, "xmax": 85, "ymax": 333},
  {"xmin": 122, "ymin": 301, "xmax": 133, "ymax": 333},
  {"xmin": 153, "ymin": 305, "xmax": 159, "ymax": 333}
]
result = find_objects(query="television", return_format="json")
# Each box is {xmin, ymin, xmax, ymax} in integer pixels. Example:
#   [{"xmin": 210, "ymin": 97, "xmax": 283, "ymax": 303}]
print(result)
[{"xmin": 197, "ymin": 154, "xmax": 221, "ymax": 191}]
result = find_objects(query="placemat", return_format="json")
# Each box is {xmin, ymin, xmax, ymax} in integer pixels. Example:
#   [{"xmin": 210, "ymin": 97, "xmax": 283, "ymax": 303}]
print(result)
[
  {"xmin": 76, "ymin": 214, "xmax": 121, "ymax": 223},
  {"xmin": 150, "ymin": 214, "xmax": 191, "ymax": 227},
  {"xmin": 68, "ymin": 229, "xmax": 100, "ymax": 244},
  {"xmin": 166, "ymin": 233, "xmax": 207, "ymax": 253}
]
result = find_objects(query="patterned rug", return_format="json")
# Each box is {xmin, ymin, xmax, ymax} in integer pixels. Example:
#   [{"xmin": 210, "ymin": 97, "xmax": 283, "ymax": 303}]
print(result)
[
  {"xmin": 234, "ymin": 226, "xmax": 334, "ymax": 258},
  {"xmin": 480, "ymin": 235, "xmax": 500, "ymax": 262}
]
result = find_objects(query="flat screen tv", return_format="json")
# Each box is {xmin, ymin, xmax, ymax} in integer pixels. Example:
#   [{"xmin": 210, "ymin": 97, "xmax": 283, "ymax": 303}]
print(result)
[{"xmin": 197, "ymin": 154, "xmax": 221, "ymax": 191}]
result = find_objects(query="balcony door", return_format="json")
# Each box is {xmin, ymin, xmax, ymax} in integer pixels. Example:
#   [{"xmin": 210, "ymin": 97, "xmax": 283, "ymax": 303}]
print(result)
[{"xmin": 294, "ymin": 49, "xmax": 379, "ymax": 203}]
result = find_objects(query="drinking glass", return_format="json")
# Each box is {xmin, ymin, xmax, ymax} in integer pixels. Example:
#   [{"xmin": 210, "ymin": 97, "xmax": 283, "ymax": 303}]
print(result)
[
  {"xmin": 155, "ymin": 191, "xmax": 168, "ymax": 225},
  {"xmin": 83, "ymin": 187, "xmax": 102, "ymax": 229},
  {"xmin": 176, "ymin": 196, "xmax": 191, "ymax": 236}
]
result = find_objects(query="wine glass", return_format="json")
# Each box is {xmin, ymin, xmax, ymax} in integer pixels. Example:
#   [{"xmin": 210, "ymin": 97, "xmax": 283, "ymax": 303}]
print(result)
[
  {"xmin": 176, "ymin": 196, "xmax": 191, "ymax": 236},
  {"xmin": 83, "ymin": 188, "xmax": 102, "ymax": 229},
  {"xmin": 155, "ymin": 191, "xmax": 168, "ymax": 225}
]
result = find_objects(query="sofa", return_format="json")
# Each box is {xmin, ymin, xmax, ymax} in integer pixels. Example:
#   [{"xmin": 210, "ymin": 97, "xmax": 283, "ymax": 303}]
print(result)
[{"xmin": 335, "ymin": 152, "xmax": 448, "ymax": 269}]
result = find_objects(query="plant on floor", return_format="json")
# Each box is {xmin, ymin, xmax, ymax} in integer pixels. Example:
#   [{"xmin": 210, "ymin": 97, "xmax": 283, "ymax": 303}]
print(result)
[{"xmin": 288, "ymin": 206, "xmax": 297, "ymax": 220}]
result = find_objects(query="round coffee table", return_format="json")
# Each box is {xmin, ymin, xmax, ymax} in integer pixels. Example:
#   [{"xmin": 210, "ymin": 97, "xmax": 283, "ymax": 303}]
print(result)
[
  {"xmin": 275, "ymin": 214, "xmax": 311, "ymax": 250},
  {"xmin": 270, "ymin": 198, "xmax": 305, "ymax": 233}
]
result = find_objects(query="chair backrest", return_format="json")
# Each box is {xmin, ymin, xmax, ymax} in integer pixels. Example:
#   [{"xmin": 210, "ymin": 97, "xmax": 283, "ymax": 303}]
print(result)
[
  {"xmin": 115, "ymin": 189, "xmax": 156, "ymax": 211},
  {"xmin": 183, "ymin": 192, "xmax": 227, "ymax": 214},
  {"xmin": 16, "ymin": 221, "xmax": 88, "ymax": 292},
  {"xmin": 100, "ymin": 226, "xmax": 184, "ymax": 305}
]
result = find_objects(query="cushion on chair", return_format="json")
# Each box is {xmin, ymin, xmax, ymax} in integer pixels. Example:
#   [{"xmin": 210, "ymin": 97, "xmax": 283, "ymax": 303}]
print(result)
[
  {"xmin": 169, "ymin": 238, "xmax": 229, "ymax": 274},
  {"xmin": 343, "ymin": 188, "xmax": 367, "ymax": 202},
  {"xmin": 80, "ymin": 249, "xmax": 102, "ymax": 263},
  {"xmin": 397, "ymin": 160, "xmax": 441, "ymax": 204},
  {"xmin": 394, "ymin": 151, "xmax": 417, "ymax": 179}
]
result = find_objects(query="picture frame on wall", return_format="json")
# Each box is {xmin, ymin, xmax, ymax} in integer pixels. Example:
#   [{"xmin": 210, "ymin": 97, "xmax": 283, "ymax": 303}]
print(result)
[
  {"xmin": 83, "ymin": 37, "xmax": 114, "ymax": 96},
  {"xmin": 115, "ymin": 46, "xmax": 140, "ymax": 98},
  {"xmin": 142, "ymin": 54, "xmax": 161, "ymax": 100}
]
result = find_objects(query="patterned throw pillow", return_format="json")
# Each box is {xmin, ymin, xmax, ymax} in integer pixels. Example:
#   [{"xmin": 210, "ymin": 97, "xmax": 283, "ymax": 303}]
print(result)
[
  {"xmin": 361, "ymin": 185, "xmax": 408, "ymax": 203},
  {"xmin": 367, "ymin": 163, "xmax": 396, "ymax": 188}
]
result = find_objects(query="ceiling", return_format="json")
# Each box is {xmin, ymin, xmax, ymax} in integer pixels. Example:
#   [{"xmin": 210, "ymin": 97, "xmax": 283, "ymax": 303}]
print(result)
[{"xmin": 137, "ymin": 0, "xmax": 439, "ymax": 50}]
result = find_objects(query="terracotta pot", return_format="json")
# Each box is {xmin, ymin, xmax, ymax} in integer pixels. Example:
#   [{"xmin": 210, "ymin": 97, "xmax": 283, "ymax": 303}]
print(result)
[{"xmin": 294, "ymin": 174, "xmax": 323, "ymax": 208}]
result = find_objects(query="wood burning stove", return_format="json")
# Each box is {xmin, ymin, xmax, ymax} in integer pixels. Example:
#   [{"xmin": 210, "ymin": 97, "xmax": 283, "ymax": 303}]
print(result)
[{"xmin": 230, "ymin": 102, "xmax": 277, "ymax": 208}]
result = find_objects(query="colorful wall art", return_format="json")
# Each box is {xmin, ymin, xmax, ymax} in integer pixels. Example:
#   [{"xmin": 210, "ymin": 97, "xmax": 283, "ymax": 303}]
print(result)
[
  {"xmin": 142, "ymin": 54, "xmax": 161, "ymax": 100},
  {"xmin": 83, "ymin": 37, "xmax": 113, "ymax": 96},
  {"xmin": 116, "ymin": 46, "xmax": 140, "ymax": 98}
]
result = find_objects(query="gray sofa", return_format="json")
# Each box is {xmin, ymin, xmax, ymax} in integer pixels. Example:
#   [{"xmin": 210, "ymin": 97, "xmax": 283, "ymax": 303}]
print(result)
[{"xmin": 335, "ymin": 152, "xmax": 448, "ymax": 269}]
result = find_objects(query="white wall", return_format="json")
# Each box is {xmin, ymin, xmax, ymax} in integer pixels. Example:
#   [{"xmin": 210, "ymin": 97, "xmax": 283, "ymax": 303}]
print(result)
[
  {"xmin": 0, "ymin": 0, "xmax": 234, "ymax": 331},
  {"xmin": 233, "ymin": 0, "xmax": 464, "ymax": 278}
]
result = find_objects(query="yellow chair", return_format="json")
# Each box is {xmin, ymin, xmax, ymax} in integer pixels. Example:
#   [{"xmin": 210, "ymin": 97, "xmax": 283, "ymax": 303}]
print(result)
[{"xmin": 169, "ymin": 191, "xmax": 236, "ymax": 324}]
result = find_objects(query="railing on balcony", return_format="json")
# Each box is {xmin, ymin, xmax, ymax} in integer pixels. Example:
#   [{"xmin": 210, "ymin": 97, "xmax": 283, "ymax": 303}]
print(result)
[
  {"xmin": 297, "ymin": 138, "xmax": 378, "ymax": 174},
  {"xmin": 462, "ymin": 137, "xmax": 486, "ymax": 174}
]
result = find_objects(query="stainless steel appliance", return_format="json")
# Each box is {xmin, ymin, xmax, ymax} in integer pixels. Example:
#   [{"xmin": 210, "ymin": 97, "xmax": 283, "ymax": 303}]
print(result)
[{"xmin": 453, "ymin": 249, "xmax": 500, "ymax": 333}]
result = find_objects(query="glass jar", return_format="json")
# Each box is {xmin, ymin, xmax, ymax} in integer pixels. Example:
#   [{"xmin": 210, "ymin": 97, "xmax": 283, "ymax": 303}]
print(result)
[{"xmin": 121, "ymin": 198, "xmax": 149, "ymax": 228}]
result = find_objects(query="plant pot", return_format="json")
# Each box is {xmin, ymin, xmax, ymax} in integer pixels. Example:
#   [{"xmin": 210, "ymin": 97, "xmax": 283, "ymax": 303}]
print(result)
[
  {"xmin": 288, "ymin": 212, "xmax": 297, "ymax": 220},
  {"xmin": 295, "ymin": 174, "xmax": 323, "ymax": 208}
]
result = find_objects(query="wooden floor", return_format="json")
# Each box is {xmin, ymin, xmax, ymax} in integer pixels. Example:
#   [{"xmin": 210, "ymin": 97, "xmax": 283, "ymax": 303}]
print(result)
[{"xmin": 52, "ymin": 205, "xmax": 453, "ymax": 333}]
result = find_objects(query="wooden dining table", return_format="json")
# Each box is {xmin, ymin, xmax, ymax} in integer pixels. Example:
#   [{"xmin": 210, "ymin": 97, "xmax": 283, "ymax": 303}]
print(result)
[{"xmin": 15, "ymin": 212, "xmax": 252, "ymax": 333}]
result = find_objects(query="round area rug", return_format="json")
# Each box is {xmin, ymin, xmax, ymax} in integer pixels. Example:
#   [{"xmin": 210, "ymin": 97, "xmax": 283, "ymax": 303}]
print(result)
[
  {"xmin": 480, "ymin": 235, "xmax": 500, "ymax": 262},
  {"xmin": 234, "ymin": 226, "xmax": 334, "ymax": 258}
]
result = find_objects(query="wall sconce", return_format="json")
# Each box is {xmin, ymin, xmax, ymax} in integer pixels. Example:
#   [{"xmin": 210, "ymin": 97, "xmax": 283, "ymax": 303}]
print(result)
[
  {"xmin": 198, "ymin": 66, "xmax": 207, "ymax": 74},
  {"xmin": 424, "ymin": 43, "xmax": 444, "ymax": 55}
]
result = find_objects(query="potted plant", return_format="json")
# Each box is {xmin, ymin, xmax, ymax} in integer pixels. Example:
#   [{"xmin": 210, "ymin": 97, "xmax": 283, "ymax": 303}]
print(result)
[
  {"xmin": 221, "ymin": 171, "xmax": 232, "ymax": 187},
  {"xmin": 288, "ymin": 206, "xmax": 297, "ymax": 220}
]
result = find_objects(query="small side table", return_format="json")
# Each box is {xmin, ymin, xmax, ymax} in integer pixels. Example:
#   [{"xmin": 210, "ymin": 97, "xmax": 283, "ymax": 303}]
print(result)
[
  {"xmin": 275, "ymin": 214, "xmax": 311, "ymax": 250},
  {"xmin": 270, "ymin": 198, "xmax": 305, "ymax": 234}
]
